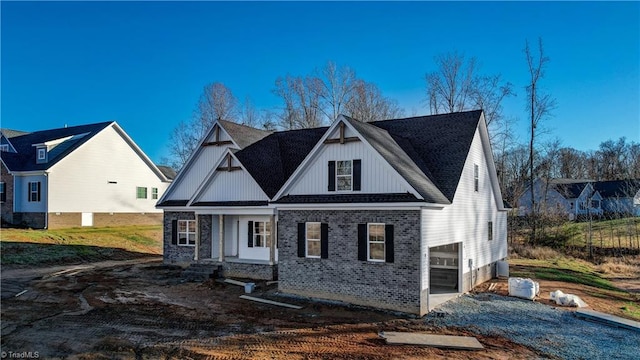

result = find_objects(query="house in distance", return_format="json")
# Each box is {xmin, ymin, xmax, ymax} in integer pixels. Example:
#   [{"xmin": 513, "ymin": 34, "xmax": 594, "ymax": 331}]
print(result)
[{"xmin": 157, "ymin": 110, "xmax": 508, "ymax": 315}]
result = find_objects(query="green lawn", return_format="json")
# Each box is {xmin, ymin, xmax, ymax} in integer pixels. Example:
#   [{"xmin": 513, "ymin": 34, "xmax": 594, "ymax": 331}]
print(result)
[{"xmin": 0, "ymin": 225, "xmax": 162, "ymax": 266}]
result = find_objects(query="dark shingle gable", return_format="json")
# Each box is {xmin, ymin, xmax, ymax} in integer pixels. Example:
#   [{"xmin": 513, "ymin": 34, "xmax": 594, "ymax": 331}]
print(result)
[
  {"xmin": 0, "ymin": 122, "xmax": 113, "ymax": 171},
  {"xmin": 218, "ymin": 120, "xmax": 272, "ymax": 148}
]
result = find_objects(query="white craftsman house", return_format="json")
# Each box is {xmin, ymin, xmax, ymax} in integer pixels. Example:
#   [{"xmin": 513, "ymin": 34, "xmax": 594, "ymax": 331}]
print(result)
[
  {"xmin": 157, "ymin": 110, "xmax": 508, "ymax": 315},
  {"xmin": 1, "ymin": 122, "xmax": 172, "ymax": 229}
]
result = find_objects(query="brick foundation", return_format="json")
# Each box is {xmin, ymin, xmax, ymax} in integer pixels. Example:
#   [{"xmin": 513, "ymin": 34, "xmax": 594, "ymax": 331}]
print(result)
[{"xmin": 277, "ymin": 209, "xmax": 423, "ymax": 315}]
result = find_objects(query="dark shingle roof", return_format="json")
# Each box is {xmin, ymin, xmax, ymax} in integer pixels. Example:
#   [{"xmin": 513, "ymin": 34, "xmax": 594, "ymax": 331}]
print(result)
[
  {"xmin": 0, "ymin": 122, "xmax": 113, "ymax": 171},
  {"xmin": 275, "ymin": 193, "xmax": 422, "ymax": 204},
  {"xmin": 157, "ymin": 199, "xmax": 189, "ymax": 207},
  {"xmin": 371, "ymin": 110, "xmax": 482, "ymax": 202},
  {"xmin": 218, "ymin": 120, "xmax": 272, "ymax": 149},
  {"xmin": 191, "ymin": 201, "xmax": 269, "ymax": 207},
  {"xmin": 234, "ymin": 127, "xmax": 327, "ymax": 198},
  {"xmin": 157, "ymin": 165, "xmax": 177, "ymax": 180},
  {"xmin": 593, "ymin": 179, "xmax": 640, "ymax": 198}
]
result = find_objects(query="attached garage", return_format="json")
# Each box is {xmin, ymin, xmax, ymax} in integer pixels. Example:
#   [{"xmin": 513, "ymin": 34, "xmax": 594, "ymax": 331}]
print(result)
[{"xmin": 429, "ymin": 243, "xmax": 461, "ymax": 294}]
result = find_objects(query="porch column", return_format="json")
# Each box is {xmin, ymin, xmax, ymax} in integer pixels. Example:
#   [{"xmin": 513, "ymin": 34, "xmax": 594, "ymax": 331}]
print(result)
[
  {"xmin": 269, "ymin": 214, "xmax": 276, "ymax": 265},
  {"xmin": 194, "ymin": 215, "xmax": 199, "ymax": 261},
  {"xmin": 218, "ymin": 215, "xmax": 225, "ymax": 262}
]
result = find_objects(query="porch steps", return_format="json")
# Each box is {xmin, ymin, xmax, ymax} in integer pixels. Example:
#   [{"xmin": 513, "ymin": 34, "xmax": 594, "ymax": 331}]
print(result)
[{"xmin": 181, "ymin": 264, "xmax": 221, "ymax": 282}]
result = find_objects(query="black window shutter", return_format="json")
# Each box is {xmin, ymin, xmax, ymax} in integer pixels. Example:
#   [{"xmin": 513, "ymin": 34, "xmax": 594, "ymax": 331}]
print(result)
[
  {"xmin": 27, "ymin": 183, "xmax": 31, "ymax": 202},
  {"xmin": 320, "ymin": 223, "xmax": 329, "ymax": 259},
  {"xmin": 37, "ymin": 182, "xmax": 41, "ymax": 202},
  {"xmin": 357, "ymin": 224, "xmax": 367, "ymax": 261},
  {"xmin": 297, "ymin": 223, "xmax": 306, "ymax": 257},
  {"xmin": 247, "ymin": 221, "xmax": 254, "ymax": 247},
  {"xmin": 385, "ymin": 224, "xmax": 394, "ymax": 263},
  {"xmin": 328, "ymin": 161, "xmax": 336, "ymax": 191},
  {"xmin": 353, "ymin": 159, "xmax": 361, "ymax": 191},
  {"xmin": 171, "ymin": 220, "xmax": 178, "ymax": 245}
]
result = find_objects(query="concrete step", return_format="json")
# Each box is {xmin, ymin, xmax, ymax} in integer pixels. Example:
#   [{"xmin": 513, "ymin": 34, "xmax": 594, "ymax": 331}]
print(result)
[{"xmin": 181, "ymin": 264, "xmax": 221, "ymax": 282}]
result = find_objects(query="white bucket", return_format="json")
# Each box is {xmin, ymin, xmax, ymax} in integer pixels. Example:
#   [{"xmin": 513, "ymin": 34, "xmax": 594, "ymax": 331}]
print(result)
[{"xmin": 244, "ymin": 283, "xmax": 255, "ymax": 294}]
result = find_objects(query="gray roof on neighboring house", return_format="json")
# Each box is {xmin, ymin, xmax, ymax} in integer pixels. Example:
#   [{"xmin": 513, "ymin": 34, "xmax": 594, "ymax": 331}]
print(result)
[
  {"xmin": 1, "ymin": 129, "xmax": 31, "ymax": 138},
  {"xmin": 0, "ymin": 122, "xmax": 113, "ymax": 172},
  {"xmin": 157, "ymin": 165, "xmax": 177, "ymax": 180},
  {"xmin": 218, "ymin": 120, "xmax": 272, "ymax": 149}
]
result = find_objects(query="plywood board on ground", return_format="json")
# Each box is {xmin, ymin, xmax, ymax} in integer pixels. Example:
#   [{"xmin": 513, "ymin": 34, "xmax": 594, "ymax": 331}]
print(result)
[
  {"xmin": 575, "ymin": 309, "xmax": 640, "ymax": 333},
  {"xmin": 380, "ymin": 332, "xmax": 484, "ymax": 350}
]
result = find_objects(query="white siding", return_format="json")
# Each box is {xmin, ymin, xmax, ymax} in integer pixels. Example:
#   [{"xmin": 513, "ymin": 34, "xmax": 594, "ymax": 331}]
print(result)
[
  {"xmin": 14, "ymin": 174, "xmax": 47, "ymax": 212},
  {"xmin": 165, "ymin": 126, "xmax": 236, "ymax": 200},
  {"xmin": 47, "ymin": 126, "xmax": 169, "ymax": 213},
  {"xmin": 194, "ymin": 157, "xmax": 268, "ymax": 202},
  {"xmin": 420, "ymin": 128, "xmax": 507, "ymax": 290},
  {"xmin": 286, "ymin": 140, "xmax": 415, "ymax": 196}
]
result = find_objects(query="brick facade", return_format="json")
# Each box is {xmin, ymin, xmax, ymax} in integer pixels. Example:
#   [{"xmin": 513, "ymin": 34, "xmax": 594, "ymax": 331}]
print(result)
[
  {"xmin": 277, "ymin": 209, "xmax": 423, "ymax": 314},
  {"xmin": 0, "ymin": 163, "xmax": 14, "ymax": 226},
  {"xmin": 12, "ymin": 212, "xmax": 46, "ymax": 229},
  {"xmin": 163, "ymin": 211, "xmax": 196, "ymax": 265},
  {"xmin": 198, "ymin": 215, "xmax": 213, "ymax": 260}
]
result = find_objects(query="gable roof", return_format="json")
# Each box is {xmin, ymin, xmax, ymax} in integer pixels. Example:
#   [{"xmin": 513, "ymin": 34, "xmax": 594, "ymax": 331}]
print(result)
[
  {"xmin": 0, "ymin": 122, "xmax": 113, "ymax": 172},
  {"xmin": 0, "ymin": 129, "xmax": 30, "ymax": 138},
  {"xmin": 157, "ymin": 165, "xmax": 177, "ymax": 180},
  {"xmin": 218, "ymin": 120, "xmax": 272, "ymax": 149},
  {"xmin": 593, "ymin": 179, "xmax": 640, "ymax": 198}
]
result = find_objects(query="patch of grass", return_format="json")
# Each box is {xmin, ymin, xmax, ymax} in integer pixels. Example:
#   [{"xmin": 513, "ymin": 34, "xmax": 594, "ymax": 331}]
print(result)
[
  {"xmin": 621, "ymin": 302, "xmax": 640, "ymax": 319},
  {"xmin": 0, "ymin": 225, "xmax": 162, "ymax": 266}
]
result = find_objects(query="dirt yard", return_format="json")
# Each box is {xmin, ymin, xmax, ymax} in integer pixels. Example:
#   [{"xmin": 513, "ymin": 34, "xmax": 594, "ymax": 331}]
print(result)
[{"xmin": 1, "ymin": 259, "xmax": 637, "ymax": 359}]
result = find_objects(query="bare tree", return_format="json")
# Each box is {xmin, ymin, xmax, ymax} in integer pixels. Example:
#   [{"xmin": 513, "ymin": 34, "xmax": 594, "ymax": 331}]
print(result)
[
  {"xmin": 345, "ymin": 80, "xmax": 404, "ymax": 122},
  {"xmin": 315, "ymin": 61, "xmax": 357, "ymax": 121},
  {"xmin": 524, "ymin": 38, "xmax": 557, "ymax": 244},
  {"xmin": 273, "ymin": 75, "xmax": 323, "ymax": 129},
  {"xmin": 426, "ymin": 52, "xmax": 477, "ymax": 114},
  {"xmin": 240, "ymin": 97, "xmax": 260, "ymax": 128}
]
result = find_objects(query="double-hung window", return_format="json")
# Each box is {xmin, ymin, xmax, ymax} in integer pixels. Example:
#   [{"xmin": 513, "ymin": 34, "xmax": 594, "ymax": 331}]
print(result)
[
  {"xmin": 488, "ymin": 221, "xmax": 493, "ymax": 241},
  {"xmin": 136, "ymin": 187, "xmax": 147, "ymax": 199},
  {"xmin": 177, "ymin": 220, "xmax": 196, "ymax": 246},
  {"xmin": 28, "ymin": 181, "xmax": 41, "ymax": 202},
  {"xmin": 0, "ymin": 182, "xmax": 5, "ymax": 202},
  {"xmin": 358, "ymin": 223, "xmax": 394, "ymax": 263},
  {"xmin": 367, "ymin": 223, "xmax": 386, "ymax": 262},
  {"xmin": 305, "ymin": 222, "xmax": 321, "ymax": 258},
  {"xmin": 152, "ymin": 187, "xmax": 158, "ymax": 200},
  {"xmin": 336, "ymin": 160, "xmax": 352, "ymax": 191},
  {"xmin": 249, "ymin": 221, "xmax": 271, "ymax": 248},
  {"xmin": 474, "ymin": 164, "xmax": 479, "ymax": 192}
]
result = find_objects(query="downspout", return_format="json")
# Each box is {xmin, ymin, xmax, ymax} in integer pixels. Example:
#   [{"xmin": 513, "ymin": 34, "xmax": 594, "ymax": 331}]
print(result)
[
  {"xmin": 44, "ymin": 172, "xmax": 49, "ymax": 229},
  {"xmin": 194, "ymin": 215, "xmax": 199, "ymax": 261}
]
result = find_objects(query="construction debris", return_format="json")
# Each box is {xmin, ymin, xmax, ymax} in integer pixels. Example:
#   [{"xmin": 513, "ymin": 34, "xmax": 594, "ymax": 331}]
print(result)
[
  {"xmin": 223, "ymin": 278, "xmax": 247, "ymax": 287},
  {"xmin": 550, "ymin": 290, "xmax": 587, "ymax": 308},
  {"xmin": 379, "ymin": 331, "xmax": 484, "ymax": 350},
  {"xmin": 239, "ymin": 295, "xmax": 303, "ymax": 309},
  {"xmin": 508, "ymin": 277, "xmax": 539, "ymax": 300},
  {"xmin": 575, "ymin": 309, "xmax": 640, "ymax": 333}
]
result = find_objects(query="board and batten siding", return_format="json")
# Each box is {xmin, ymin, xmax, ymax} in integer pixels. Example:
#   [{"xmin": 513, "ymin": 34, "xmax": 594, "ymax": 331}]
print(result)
[
  {"xmin": 286, "ymin": 139, "xmax": 416, "ymax": 196},
  {"xmin": 47, "ymin": 125, "xmax": 168, "ymax": 213},
  {"xmin": 420, "ymin": 128, "xmax": 507, "ymax": 290},
  {"xmin": 165, "ymin": 126, "xmax": 236, "ymax": 201},
  {"xmin": 194, "ymin": 158, "xmax": 268, "ymax": 203},
  {"xmin": 13, "ymin": 174, "xmax": 47, "ymax": 212}
]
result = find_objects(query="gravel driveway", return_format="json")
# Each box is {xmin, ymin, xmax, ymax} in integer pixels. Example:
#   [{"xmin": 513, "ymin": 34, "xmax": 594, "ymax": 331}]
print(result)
[{"xmin": 425, "ymin": 293, "xmax": 640, "ymax": 360}]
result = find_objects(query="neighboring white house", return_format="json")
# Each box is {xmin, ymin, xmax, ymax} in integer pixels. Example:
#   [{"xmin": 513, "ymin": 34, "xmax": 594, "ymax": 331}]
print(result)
[
  {"xmin": 517, "ymin": 178, "xmax": 640, "ymax": 219},
  {"xmin": 157, "ymin": 110, "xmax": 508, "ymax": 315},
  {"xmin": 1, "ymin": 122, "xmax": 172, "ymax": 229}
]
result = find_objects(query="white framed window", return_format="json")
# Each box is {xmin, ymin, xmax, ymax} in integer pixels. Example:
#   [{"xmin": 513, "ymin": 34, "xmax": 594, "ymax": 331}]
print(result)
[
  {"xmin": 29, "ymin": 181, "xmax": 40, "ymax": 202},
  {"xmin": 474, "ymin": 164, "xmax": 479, "ymax": 192},
  {"xmin": 177, "ymin": 220, "xmax": 196, "ymax": 246},
  {"xmin": 136, "ymin": 187, "xmax": 147, "ymax": 199},
  {"xmin": 0, "ymin": 144, "xmax": 8, "ymax": 152},
  {"xmin": 253, "ymin": 221, "xmax": 271, "ymax": 247},
  {"xmin": 336, "ymin": 160, "xmax": 352, "ymax": 191},
  {"xmin": 37, "ymin": 147, "xmax": 46, "ymax": 160},
  {"xmin": 306, "ymin": 222, "xmax": 321, "ymax": 258},
  {"xmin": 368, "ymin": 223, "xmax": 385, "ymax": 262},
  {"xmin": 152, "ymin": 187, "xmax": 158, "ymax": 200},
  {"xmin": 488, "ymin": 221, "xmax": 493, "ymax": 241},
  {"xmin": 0, "ymin": 182, "xmax": 5, "ymax": 202}
]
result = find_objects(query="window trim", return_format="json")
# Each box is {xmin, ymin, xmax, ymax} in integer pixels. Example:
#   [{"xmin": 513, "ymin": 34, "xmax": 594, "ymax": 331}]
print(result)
[
  {"xmin": 37, "ymin": 147, "xmax": 46, "ymax": 160},
  {"xmin": 0, "ymin": 182, "xmax": 5, "ymax": 202},
  {"xmin": 29, "ymin": 181, "xmax": 40, "ymax": 202},
  {"xmin": 252, "ymin": 221, "xmax": 271, "ymax": 248},
  {"xmin": 336, "ymin": 160, "xmax": 353, "ymax": 191},
  {"xmin": 0, "ymin": 144, "xmax": 8, "ymax": 152},
  {"xmin": 177, "ymin": 219, "xmax": 196, "ymax": 246},
  {"xmin": 474, "ymin": 164, "xmax": 479, "ymax": 192},
  {"xmin": 488, "ymin": 221, "xmax": 493, "ymax": 241},
  {"xmin": 152, "ymin": 187, "xmax": 158, "ymax": 200},
  {"xmin": 136, "ymin": 186, "xmax": 148, "ymax": 199},
  {"xmin": 367, "ymin": 223, "xmax": 386, "ymax": 262},
  {"xmin": 305, "ymin": 222, "xmax": 321, "ymax": 258}
]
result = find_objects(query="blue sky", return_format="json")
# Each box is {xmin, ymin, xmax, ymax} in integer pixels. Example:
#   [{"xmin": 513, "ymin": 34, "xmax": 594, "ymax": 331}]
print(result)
[{"xmin": 2, "ymin": 1, "xmax": 638, "ymax": 165}]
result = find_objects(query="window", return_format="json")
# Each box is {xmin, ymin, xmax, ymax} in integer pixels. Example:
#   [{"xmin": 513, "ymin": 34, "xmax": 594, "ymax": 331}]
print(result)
[
  {"xmin": 252, "ymin": 221, "xmax": 271, "ymax": 247},
  {"xmin": 136, "ymin": 187, "xmax": 147, "ymax": 199},
  {"xmin": 28, "ymin": 181, "xmax": 40, "ymax": 202},
  {"xmin": 0, "ymin": 182, "xmax": 5, "ymax": 202},
  {"xmin": 488, "ymin": 221, "xmax": 493, "ymax": 241},
  {"xmin": 177, "ymin": 220, "xmax": 196, "ymax": 246},
  {"xmin": 368, "ymin": 223, "xmax": 386, "ymax": 262},
  {"xmin": 336, "ymin": 160, "xmax": 352, "ymax": 191},
  {"xmin": 306, "ymin": 222, "xmax": 321, "ymax": 258},
  {"xmin": 0, "ymin": 144, "xmax": 8, "ymax": 152},
  {"xmin": 591, "ymin": 200, "xmax": 600, "ymax": 208},
  {"xmin": 37, "ymin": 147, "xmax": 46, "ymax": 160},
  {"xmin": 579, "ymin": 202, "xmax": 587, "ymax": 210},
  {"xmin": 152, "ymin": 187, "xmax": 158, "ymax": 200},
  {"xmin": 474, "ymin": 164, "xmax": 479, "ymax": 192},
  {"xmin": 570, "ymin": 202, "xmax": 574, "ymax": 210}
]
